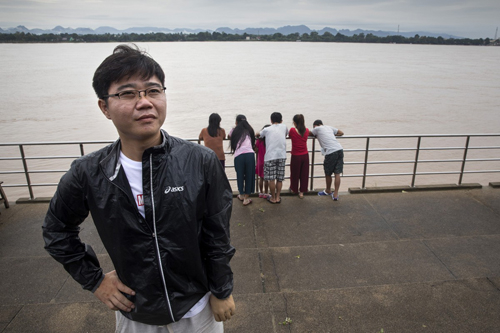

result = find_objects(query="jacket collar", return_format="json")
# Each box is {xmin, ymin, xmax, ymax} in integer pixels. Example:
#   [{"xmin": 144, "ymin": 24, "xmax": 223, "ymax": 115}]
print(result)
[{"xmin": 99, "ymin": 130, "xmax": 171, "ymax": 181}]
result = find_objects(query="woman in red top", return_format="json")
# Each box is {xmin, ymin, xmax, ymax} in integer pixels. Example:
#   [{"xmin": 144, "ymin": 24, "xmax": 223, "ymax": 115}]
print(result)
[{"xmin": 289, "ymin": 114, "xmax": 310, "ymax": 198}]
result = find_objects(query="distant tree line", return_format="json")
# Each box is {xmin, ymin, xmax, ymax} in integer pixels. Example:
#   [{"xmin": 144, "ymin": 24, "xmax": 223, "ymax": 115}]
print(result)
[{"xmin": 0, "ymin": 31, "xmax": 493, "ymax": 46}]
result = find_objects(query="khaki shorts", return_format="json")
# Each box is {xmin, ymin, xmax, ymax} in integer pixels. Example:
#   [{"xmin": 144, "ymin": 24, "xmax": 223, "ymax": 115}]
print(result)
[{"xmin": 115, "ymin": 301, "xmax": 223, "ymax": 333}]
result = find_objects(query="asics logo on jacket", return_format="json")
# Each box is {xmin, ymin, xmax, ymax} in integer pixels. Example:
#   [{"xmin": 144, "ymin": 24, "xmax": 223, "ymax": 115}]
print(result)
[{"xmin": 164, "ymin": 186, "xmax": 184, "ymax": 194}]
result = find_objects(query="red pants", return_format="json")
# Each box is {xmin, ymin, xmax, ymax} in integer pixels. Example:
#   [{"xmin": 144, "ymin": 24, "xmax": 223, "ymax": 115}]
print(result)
[{"xmin": 290, "ymin": 153, "xmax": 309, "ymax": 193}]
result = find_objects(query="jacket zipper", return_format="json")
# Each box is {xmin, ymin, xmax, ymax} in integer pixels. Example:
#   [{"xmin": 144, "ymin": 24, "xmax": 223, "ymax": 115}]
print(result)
[
  {"xmin": 150, "ymin": 153, "xmax": 176, "ymax": 322},
  {"xmin": 105, "ymin": 163, "xmax": 151, "ymax": 231}
]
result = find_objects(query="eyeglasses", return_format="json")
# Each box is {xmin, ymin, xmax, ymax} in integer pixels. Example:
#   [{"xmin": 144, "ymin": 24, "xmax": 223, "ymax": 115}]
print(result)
[{"xmin": 103, "ymin": 87, "xmax": 166, "ymax": 101}]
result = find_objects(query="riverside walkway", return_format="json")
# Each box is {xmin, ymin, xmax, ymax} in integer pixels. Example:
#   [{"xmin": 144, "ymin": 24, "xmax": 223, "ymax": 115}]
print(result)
[{"xmin": 0, "ymin": 186, "xmax": 499, "ymax": 332}]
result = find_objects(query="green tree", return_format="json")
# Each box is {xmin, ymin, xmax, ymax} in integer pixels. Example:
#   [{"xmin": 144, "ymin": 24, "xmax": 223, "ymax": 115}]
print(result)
[
  {"xmin": 334, "ymin": 33, "xmax": 346, "ymax": 42},
  {"xmin": 322, "ymin": 31, "xmax": 334, "ymax": 42},
  {"xmin": 272, "ymin": 32, "xmax": 284, "ymax": 41},
  {"xmin": 365, "ymin": 33, "xmax": 378, "ymax": 43}
]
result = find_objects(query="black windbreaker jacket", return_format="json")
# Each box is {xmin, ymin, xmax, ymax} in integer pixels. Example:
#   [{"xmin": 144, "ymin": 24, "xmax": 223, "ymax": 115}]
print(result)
[{"xmin": 42, "ymin": 130, "xmax": 235, "ymax": 325}]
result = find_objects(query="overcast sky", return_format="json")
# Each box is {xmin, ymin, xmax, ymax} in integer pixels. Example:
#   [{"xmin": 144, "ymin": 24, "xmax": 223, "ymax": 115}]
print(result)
[{"xmin": 0, "ymin": 0, "xmax": 498, "ymax": 38}]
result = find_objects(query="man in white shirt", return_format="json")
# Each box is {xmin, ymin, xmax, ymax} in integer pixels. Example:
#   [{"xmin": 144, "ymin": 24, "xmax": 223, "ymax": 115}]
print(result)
[
  {"xmin": 258, "ymin": 112, "xmax": 288, "ymax": 204},
  {"xmin": 311, "ymin": 119, "xmax": 344, "ymax": 201}
]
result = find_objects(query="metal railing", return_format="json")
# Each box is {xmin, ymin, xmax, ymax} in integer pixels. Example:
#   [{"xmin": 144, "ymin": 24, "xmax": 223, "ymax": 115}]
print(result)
[
  {"xmin": 337, "ymin": 134, "xmax": 500, "ymax": 189},
  {"xmin": 1, "ymin": 134, "xmax": 499, "ymax": 201}
]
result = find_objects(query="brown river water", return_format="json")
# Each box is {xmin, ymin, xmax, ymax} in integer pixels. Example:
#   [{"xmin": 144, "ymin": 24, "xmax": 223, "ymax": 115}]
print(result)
[{"xmin": 0, "ymin": 42, "xmax": 499, "ymax": 200}]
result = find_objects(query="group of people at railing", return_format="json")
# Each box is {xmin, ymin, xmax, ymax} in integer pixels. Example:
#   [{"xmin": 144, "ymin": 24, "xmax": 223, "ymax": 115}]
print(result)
[{"xmin": 199, "ymin": 112, "xmax": 345, "ymax": 206}]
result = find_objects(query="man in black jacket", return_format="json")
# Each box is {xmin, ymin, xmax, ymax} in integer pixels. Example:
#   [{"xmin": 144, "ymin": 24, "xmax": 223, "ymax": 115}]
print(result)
[{"xmin": 42, "ymin": 44, "xmax": 235, "ymax": 332}]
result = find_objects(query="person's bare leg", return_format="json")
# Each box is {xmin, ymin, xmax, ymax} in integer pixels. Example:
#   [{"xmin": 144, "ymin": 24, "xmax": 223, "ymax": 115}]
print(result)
[
  {"xmin": 325, "ymin": 175, "xmax": 333, "ymax": 194},
  {"xmin": 276, "ymin": 181, "xmax": 283, "ymax": 202},
  {"xmin": 269, "ymin": 180, "xmax": 276, "ymax": 202},
  {"xmin": 333, "ymin": 173, "xmax": 341, "ymax": 198}
]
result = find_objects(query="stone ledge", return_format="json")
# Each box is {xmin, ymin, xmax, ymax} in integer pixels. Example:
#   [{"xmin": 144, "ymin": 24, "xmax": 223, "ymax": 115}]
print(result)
[
  {"xmin": 16, "ymin": 197, "xmax": 52, "ymax": 204},
  {"xmin": 489, "ymin": 182, "xmax": 500, "ymax": 188},
  {"xmin": 349, "ymin": 183, "xmax": 482, "ymax": 194}
]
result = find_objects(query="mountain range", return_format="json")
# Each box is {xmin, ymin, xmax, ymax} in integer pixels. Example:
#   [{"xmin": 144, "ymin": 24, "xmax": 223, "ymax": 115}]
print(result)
[{"xmin": 0, "ymin": 25, "xmax": 461, "ymax": 39}]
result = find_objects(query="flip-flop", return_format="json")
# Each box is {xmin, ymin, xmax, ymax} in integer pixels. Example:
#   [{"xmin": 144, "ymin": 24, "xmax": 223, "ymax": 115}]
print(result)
[
  {"xmin": 243, "ymin": 199, "xmax": 252, "ymax": 206},
  {"xmin": 298, "ymin": 193, "xmax": 304, "ymax": 199},
  {"xmin": 266, "ymin": 197, "xmax": 277, "ymax": 204},
  {"xmin": 276, "ymin": 198, "xmax": 281, "ymax": 204},
  {"xmin": 237, "ymin": 195, "xmax": 244, "ymax": 201}
]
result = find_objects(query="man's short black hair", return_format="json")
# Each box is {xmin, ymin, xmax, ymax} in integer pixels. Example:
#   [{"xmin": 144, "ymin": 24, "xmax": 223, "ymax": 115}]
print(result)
[
  {"xmin": 92, "ymin": 44, "xmax": 165, "ymax": 99},
  {"xmin": 270, "ymin": 112, "xmax": 282, "ymax": 123},
  {"xmin": 313, "ymin": 119, "xmax": 323, "ymax": 126}
]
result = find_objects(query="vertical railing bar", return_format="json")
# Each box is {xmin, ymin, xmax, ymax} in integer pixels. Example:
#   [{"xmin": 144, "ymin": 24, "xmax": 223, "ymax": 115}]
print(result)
[
  {"xmin": 79, "ymin": 143, "xmax": 85, "ymax": 156},
  {"xmin": 361, "ymin": 137, "xmax": 370, "ymax": 189},
  {"xmin": 411, "ymin": 136, "xmax": 422, "ymax": 187},
  {"xmin": 19, "ymin": 144, "xmax": 35, "ymax": 200},
  {"xmin": 458, "ymin": 136, "xmax": 471, "ymax": 185},
  {"xmin": 255, "ymin": 151, "xmax": 259, "ymax": 192},
  {"xmin": 310, "ymin": 138, "xmax": 316, "ymax": 191}
]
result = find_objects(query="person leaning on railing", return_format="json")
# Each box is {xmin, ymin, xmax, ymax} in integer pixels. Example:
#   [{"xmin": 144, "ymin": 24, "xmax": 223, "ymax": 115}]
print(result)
[
  {"xmin": 199, "ymin": 113, "xmax": 226, "ymax": 168},
  {"xmin": 228, "ymin": 114, "xmax": 256, "ymax": 206},
  {"xmin": 257, "ymin": 112, "xmax": 288, "ymax": 204},
  {"xmin": 310, "ymin": 119, "xmax": 344, "ymax": 201},
  {"xmin": 289, "ymin": 114, "xmax": 310, "ymax": 199}
]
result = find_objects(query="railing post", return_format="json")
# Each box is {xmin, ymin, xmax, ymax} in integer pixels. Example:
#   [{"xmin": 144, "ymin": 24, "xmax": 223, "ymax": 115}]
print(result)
[
  {"xmin": 79, "ymin": 143, "xmax": 85, "ymax": 156},
  {"xmin": 19, "ymin": 145, "xmax": 35, "ymax": 200},
  {"xmin": 458, "ymin": 136, "xmax": 471, "ymax": 185},
  {"xmin": 255, "ymin": 151, "xmax": 259, "ymax": 192},
  {"xmin": 361, "ymin": 137, "xmax": 370, "ymax": 189},
  {"xmin": 411, "ymin": 136, "xmax": 422, "ymax": 187},
  {"xmin": 310, "ymin": 138, "xmax": 316, "ymax": 191}
]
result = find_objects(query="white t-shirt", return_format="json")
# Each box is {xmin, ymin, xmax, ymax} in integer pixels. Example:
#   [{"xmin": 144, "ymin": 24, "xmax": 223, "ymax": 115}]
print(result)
[
  {"xmin": 119, "ymin": 151, "xmax": 210, "ymax": 319},
  {"xmin": 260, "ymin": 123, "xmax": 288, "ymax": 162},
  {"xmin": 119, "ymin": 152, "xmax": 145, "ymax": 218},
  {"xmin": 311, "ymin": 125, "xmax": 343, "ymax": 155}
]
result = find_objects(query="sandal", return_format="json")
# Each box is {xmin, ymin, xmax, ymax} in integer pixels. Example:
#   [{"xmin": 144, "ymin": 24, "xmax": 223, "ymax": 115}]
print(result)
[
  {"xmin": 298, "ymin": 193, "xmax": 304, "ymax": 199},
  {"xmin": 266, "ymin": 196, "xmax": 277, "ymax": 204},
  {"xmin": 237, "ymin": 195, "xmax": 244, "ymax": 201},
  {"xmin": 243, "ymin": 199, "xmax": 252, "ymax": 206}
]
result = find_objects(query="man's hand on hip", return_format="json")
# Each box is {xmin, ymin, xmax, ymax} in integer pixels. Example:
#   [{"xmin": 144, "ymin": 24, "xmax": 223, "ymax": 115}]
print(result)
[
  {"xmin": 210, "ymin": 294, "xmax": 235, "ymax": 322},
  {"xmin": 94, "ymin": 270, "xmax": 135, "ymax": 312}
]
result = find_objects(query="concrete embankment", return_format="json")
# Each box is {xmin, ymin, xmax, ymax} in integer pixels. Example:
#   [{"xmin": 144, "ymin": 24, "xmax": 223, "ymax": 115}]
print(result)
[{"xmin": 0, "ymin": 186, "xmax": 499, "ymax": 332}]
